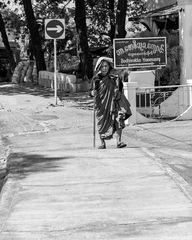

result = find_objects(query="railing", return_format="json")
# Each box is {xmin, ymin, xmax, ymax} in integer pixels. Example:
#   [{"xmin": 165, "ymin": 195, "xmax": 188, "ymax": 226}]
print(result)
[{"xmin": 136, "ymin": 84, "xmax": 192, "ymax": 121}]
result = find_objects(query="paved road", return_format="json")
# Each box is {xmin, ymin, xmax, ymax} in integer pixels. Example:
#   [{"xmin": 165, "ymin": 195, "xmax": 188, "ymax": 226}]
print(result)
[
  {"xmin": 62, "ymin": 90, "xmax": 192, "ymax": 187},
  {"xmin": 123, "ymin": 121, "xmax": 192, "ymax": 187},
  {"xmin": 0, "ymin": 83, "xmax": 192, "ymax": 239}
]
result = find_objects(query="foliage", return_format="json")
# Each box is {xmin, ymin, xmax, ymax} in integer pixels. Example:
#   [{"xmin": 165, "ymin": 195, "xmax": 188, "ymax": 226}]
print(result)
[
  {"xmin": 2, "ymin": 9, "xmax": 25, "ymax": 40},
  {"xmin": 1, "ymin": 0, "xmax": 149, "ymax": 77},
  {"xmin": 86, "ymin": 0, "xmax": 111, "ymax": 47},
  {"xmin": 155, "ymin": 31, "xmax": 181, "ymax": 86},
  {"xmin": 0, "ymin": 0, "xmax": 27, "ymax": 61},
  {"xmin": 0, "ymin": 1, "xmax": 25, "ymax": 35},
  {"xmin": 33, "ymin": 0, "xmax": 76, "ymax": 55},
  {"xmin": 6, "ymin": 0, "xmax": 76, "ymax": 59},
  {"xmin": 2, "ymin": 0, "xmax": 147, "ymax": 55},
  {"xmin": 0, "ymin": 1, "xmax": 18, "ymax": 70},
  {"xmin": 127, "ymin": 0, "xmax": 146, "ymax": 18},
  {"xmin": 86, "ymin": 0, "xmax": 146, "ymax": 47}
]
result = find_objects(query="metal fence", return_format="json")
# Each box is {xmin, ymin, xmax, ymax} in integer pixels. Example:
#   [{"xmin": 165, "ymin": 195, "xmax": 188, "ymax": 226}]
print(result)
[{"xmin": 136, "ymin": 84, "xmax": 192, "ymax": 121}]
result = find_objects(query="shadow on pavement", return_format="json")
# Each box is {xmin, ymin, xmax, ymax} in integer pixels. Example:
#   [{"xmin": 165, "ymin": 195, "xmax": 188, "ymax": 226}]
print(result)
[
  {"xmin": 0, "ymin": 83, "xmax": 54, "ymax": 99},
  {"xmin": 7, "ymin": 152, "xmax": 75, "ymax": 179},
  {"xmin": 60, "ymin": 92, "xmax": 93, "ymax": 110},
  {"xmin": 0, "ymin": 82, "xmax": 93, "ymax": 110}
]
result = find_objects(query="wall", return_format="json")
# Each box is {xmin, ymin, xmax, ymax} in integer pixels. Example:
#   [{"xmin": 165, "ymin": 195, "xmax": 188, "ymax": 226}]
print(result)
[
  {"xmin": 178, "ymin": 0, "xmax": 192, "ymax": 84},
  {"xmin": 129, "ymin": 71, "xmax": 155, "ymax": 93},
  {"xmin": 38, "ymin": 71, "xmax": 90, "ymax": 93}
]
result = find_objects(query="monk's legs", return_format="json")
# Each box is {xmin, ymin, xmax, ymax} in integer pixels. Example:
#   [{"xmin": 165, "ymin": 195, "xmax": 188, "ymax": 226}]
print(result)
[
  {"xmin": 116, "ymin": 128, "xmax": 122, "ymax": 145},
  {"xmin": 98, "ymin": 135, "xmax": 106, "ymax": 149},
  {"xmin": 116, "ymin": 128, "xmax": 127, "ymax": 148}
]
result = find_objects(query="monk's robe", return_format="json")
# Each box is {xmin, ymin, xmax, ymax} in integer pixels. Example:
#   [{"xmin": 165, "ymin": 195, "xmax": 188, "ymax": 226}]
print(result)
[{"xmin": 93, "ymin": 73, "xmax": 131, "ymax": 140}]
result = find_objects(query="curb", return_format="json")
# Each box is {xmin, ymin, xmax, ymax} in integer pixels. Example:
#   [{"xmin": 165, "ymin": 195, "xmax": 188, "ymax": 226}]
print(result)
[{"xmin": 141, "ymin": 147, "xmax": 192, "ymax": 202}]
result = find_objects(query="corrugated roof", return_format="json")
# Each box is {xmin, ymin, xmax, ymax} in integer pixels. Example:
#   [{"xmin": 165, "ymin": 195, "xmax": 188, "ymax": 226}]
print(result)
[
  {"xmin": 145, "ymin": 4, "xmax": 179, "ymax": 18},
  {"xmin": 129, "ymin": 3, "xmax": 179, "ymax": 21}
]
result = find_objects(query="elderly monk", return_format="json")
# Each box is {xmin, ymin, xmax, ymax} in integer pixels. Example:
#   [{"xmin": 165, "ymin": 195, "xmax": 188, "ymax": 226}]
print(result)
[{"xmin": 90, "ymin": 57, "xmax": 132, "ymax": 149}]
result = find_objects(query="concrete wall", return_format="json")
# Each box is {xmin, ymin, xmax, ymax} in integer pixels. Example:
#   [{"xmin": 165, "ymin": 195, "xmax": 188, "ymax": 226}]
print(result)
[
  {"xmin": 178, "ymin": 0, "xmax": 192, "ymax": 84},
  {"xmin": 129, "ymin": 71, "xmax": 155, "ymax": 92},
  {"xmin": 38, "ymin": 71, "xmax": 90, "ymax": 93}
]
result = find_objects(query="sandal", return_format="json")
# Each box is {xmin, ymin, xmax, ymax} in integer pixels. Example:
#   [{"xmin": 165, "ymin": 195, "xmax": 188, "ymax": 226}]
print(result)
[
  {"xmin": 117, "ymin": 142, "xmax": 127, "ymax": 148},
  {"xmin": 98, "ymin": 144, "xmax": 106, "ymax": 149}
]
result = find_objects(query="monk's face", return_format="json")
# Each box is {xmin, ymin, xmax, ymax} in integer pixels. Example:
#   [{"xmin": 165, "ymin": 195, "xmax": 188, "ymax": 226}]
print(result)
[{"xmin": 100, "ymin": 61, "xmax": 110, "ymax": 76}]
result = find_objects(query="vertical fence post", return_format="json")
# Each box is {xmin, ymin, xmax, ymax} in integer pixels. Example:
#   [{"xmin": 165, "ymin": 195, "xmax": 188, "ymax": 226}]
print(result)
[
  {"xmin": 123, "ymin": 82, "xmax": 138, "ymax": 125},
  {"xmin": 186, "ymin": 79, "xmax": 192, "ymax": 107},
  {"xmin": 189, "ymin": 85, "xmax": 192, "ymax": 107}
]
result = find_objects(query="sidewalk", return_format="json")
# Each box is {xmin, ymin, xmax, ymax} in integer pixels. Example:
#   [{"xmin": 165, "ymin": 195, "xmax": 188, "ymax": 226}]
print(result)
[{"xmin": 0, "ymin": 83, "xmax": 192, "ymax": 239}]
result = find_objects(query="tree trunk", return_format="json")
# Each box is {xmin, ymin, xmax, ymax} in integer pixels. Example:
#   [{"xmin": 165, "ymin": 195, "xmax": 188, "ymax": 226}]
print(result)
[
  {"xmin": 75, "ymin": 0, "xmax": 93, "ymax": 79},
  {"xmin": 108, "ymin": 0, "xmax": 116, "ymax": 41},
  {"xmin": 0, "ymin": 13, "xmax": 16, "ymax": 73},
  {"xmin": 116, "ymin": 0, "xmax": 127, "ymax": 38},
  {"xmin": 22, "ymin": 0, "xmax": 46, "ymax": 73}
]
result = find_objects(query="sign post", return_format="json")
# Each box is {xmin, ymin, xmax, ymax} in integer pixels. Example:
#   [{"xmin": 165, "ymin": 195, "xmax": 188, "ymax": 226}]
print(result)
[
  {"xmin": 54, "ymin": 39, "xmax": 57, "ymax": 104},
  {"xmin": 45, "ymin": 19, "xmax": 65, "ymax": 105}
]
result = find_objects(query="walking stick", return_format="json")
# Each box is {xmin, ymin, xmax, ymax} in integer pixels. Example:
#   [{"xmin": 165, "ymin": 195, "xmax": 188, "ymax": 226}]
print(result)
[{"xmin": 93, "ymin": 80, "xmax": 96, "ymax": 148}]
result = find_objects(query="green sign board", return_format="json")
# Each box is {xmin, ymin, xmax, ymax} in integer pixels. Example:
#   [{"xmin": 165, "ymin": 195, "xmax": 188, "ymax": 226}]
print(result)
[{"xmin": 113, "ymin": 37, "xmax": 167, "ymax": 69}]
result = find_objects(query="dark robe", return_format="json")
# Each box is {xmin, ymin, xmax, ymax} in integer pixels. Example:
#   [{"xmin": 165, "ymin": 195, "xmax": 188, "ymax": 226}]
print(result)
[{"xmin": 92, "ymin": 72, "xmax": 132, "ymax": 140}]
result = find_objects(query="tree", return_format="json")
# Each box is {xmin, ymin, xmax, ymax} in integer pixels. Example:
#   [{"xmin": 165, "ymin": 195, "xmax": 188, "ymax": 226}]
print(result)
[
  {"xmin": 108, "ymin": 0, "xmax": 116, "ymax": 41},
  {"xmin": 22, "ymin": 0, "xmax": 46, "ymax": 73},
  {"xmin": 10, "ymin": 0, "xmax": 146, "ymax": 78},
  {"xmin": 0, "ymin": 2, "xmax": 16, "ymax": 72},
  {"xmin": 75, "ymin": 0, "xmax": 93, "ymax": 79},
  {"xmin": 116, "ymin": 0, "xmax": 127, "ymax": 38},
  {"xmin": 0, "ymin": 13, "xmax": 16, "ymax": 72},
  {"xmin": 13, "ymin": 0, "xmax": 78, "ymax": 74},
  {"xmin": 34, "ymin": 0, "xmax": 76, "ymax": 57},
  {"xmin": 86, "ymin": 0, "xmax": 146, "ymax": 46},
  {"xmin": 86, "ymin": 0, "xmax": 112, "ymax": 47},
  {"xmin": 79, "ymin": 0, "xmax": 147, "ymax": 75}
]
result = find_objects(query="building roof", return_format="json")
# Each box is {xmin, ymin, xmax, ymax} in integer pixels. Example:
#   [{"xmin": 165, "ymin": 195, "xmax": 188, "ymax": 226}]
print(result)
[{"xmin": 129, "ymin": 3, "xmax": 179, "ymax": 21}]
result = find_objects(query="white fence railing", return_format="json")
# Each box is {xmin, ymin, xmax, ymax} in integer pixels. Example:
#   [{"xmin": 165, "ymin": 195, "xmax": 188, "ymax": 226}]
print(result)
[
  {"xmin": 123, "ymin": 82, "xmax": 192, "ymax": 124},
  {"xmin": 136, "ymin": 84, "xmax": 192, "ymax": 120}
]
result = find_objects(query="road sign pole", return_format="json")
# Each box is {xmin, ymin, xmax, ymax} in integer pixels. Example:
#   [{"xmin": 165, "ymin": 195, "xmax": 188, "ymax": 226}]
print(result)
[
  {"xmin": 45, "ymin": 19, "xmax": 65, "ymax": 105},
  {"xmin": 54, "ymin": 39, "xmax": 57, "ymax": 105}
]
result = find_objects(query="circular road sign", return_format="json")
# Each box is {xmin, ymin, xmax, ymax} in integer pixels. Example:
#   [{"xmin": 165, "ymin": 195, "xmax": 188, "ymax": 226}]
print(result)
[{"xmin": 45, "ymin": 19, "xmax": 65, "ymax": 39}]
